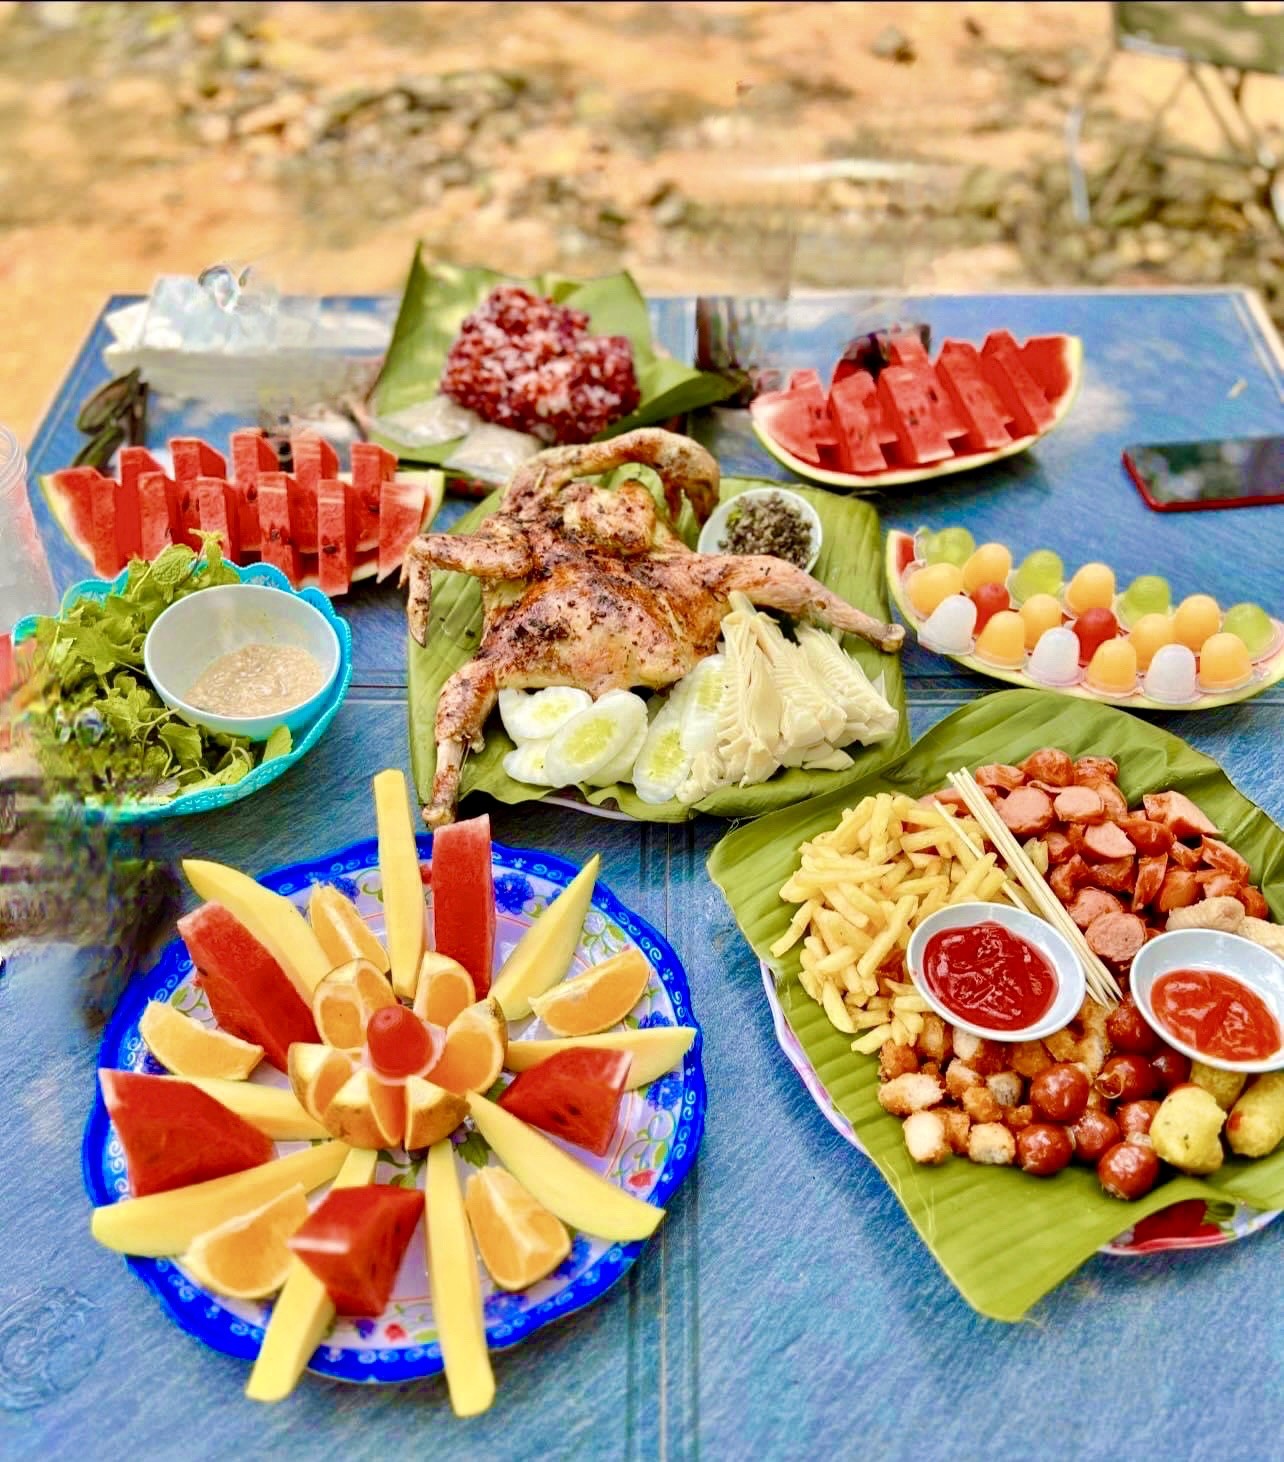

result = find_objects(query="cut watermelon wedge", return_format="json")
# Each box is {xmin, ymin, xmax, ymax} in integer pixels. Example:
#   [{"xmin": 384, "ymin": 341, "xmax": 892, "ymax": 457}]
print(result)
[
  {"xmin": 316, "ymin": 478, "xmax": 360, "ymax": 597},
  {"xmin": 288, "ymin": 436, "xmax": 338, "ymax": 554},
  {"xmin": 750, "ymin": 332, "xmax": 1082, "ymax": 491},
  {"xmin": 229, "ymin": 430, "xmax": 276, "ymax": 553},
  {"xmin": 196, "ymin": 476, "xmax": 241, "ymax": 561},
  {"xmin": 138, "ymin": 471, "xmax": 174, "ymax": 558},
  {"xmin": 430, "ymin": 813, "xmax": 495, "ymax": 999},
  {"xmin": 256, "ymin": 472, "xmax": 302, "ymax": 584},
  {"xmin": 288, "ymin": 1185, "xmax": 423, "ymax": 1316},
  {"xmin": 378, "ymin": 477, "xmax": 427, "ymax": 582},
  {"xmin": 497, "ymin": 1047, "xmax": 631, "ymax": 1156},
  {"xmin": 351, "ymin": 442, "xmax": 397, "ymax": 551}
]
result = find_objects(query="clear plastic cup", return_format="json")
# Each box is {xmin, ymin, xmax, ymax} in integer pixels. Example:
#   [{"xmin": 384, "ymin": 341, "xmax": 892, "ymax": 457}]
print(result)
[{"xmin": 0, "ymin": 425, "xmax": 58, "ymax": 698}]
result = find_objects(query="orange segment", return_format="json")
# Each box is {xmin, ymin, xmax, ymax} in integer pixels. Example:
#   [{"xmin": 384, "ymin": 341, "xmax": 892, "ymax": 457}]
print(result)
[
  {"xmin": 464, "ymin": 1168, "xmax": 570, "ymax": 1291},
  {"xmin": 429, "ymin": 997, "xmax": 508, "ymax": 1096},
  {"xmin": 311, "ymin": 958, "xmax": 396, "ymax": 1050},
  {"xmin": 307, "ymin": 884, "xmax": 390, "ymax": 976},
  {"xmin": 403, "ymin": 1076, "xmax": 468, "ymax": 1149},
  {"xmin": 288, "ymin": 1043, "xmax": 358, "ymax": 1123},
  {"xmin": 139, "ymin": 1000, "xmax": 263, "ymax": 1080},
  {"xmin": 181, "ymin": 1184, "xmax": 310, "ymax": 1299},
  {"xmin": 528, "ymin": 947, "xmax": 652, "ymax": 1037},
  {"xmin": 413, "ymin": 952, "xmax": 475, "ymax": 1028},
  {"xmin": 323, "ymin": 1066, "xmax": 405, "ymax": 1149}
]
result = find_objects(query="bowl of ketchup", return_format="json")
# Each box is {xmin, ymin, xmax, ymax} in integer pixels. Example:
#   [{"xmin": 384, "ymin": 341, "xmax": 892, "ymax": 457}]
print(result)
[
  {"xmin": 907, "ymin": 902, "xmax": 1085, "ymax": 1043},
  {"xmin": 1131, "ymin": 930, "xmax": 1284, "ymax": 1074}
]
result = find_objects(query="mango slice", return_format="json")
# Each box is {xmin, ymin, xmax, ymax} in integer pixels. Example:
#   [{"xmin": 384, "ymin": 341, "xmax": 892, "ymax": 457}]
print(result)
[
  {"xmin": 172, "ymin": 1076, "xmax": 327, "ymax": 1141},
  {"xmin": 426, "ymin": 1141, "xmax": 495, "ymax": 1417},
  {"xmin": 374, "ymin": 769, "xmax": 425, "ymax": 1000},
  {"xmin": 183, "ymin": 859, "xmax": 332, "ymax": 1001},
  {"xmin": 466, "ymin": 1093, "xmax": 664, "ymax": 1242},
  {"xmin": 91, "ymin": 1142, "xmax": 349, "ymax": 1257},
  {"xmin": 505, "ymin": 1027, "xmax": 696, "ymax": 1089},
  {"xmin": 245, "ymin": 1145, "xmax": 379, "ymax": 1403},
  {"xmin": 490, "ymin": 854, "xmax": 600, "ymax": 1020}
]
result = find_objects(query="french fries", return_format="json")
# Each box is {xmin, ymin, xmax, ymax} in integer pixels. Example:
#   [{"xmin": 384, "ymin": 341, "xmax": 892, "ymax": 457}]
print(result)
[{"xmin": 774, "ymin": 791, "xmax": 1013, "ymax": 1050}]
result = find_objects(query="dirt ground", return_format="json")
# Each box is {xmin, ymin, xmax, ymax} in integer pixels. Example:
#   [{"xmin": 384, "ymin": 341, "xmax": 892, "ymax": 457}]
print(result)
[{"xmin": 1, "ymin": 0, "xmax": 1280, "ymax": 442}]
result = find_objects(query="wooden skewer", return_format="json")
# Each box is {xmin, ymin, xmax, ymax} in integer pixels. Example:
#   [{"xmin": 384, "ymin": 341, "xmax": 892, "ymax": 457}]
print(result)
[
  {"xmin": 927, "ymin": 797, "xmax": 1034, "ymax": 915},
  {"xmin": 947, "ymin": 769, "xmax": 1122, "ymax": 1008}
]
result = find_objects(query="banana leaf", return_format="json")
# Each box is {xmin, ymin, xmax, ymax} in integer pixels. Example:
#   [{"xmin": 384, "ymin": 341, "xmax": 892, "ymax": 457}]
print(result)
[
  {"xmin": 407, "ymin": 478, "xmax": 909, "ymax": 822},
  {"xmin": 369, "ymin": 250, "xmax": 738, "ymax": 462},
  {"xmin": 707, "ymin": 689, "xmax": 1284, "ymax": 1321}
]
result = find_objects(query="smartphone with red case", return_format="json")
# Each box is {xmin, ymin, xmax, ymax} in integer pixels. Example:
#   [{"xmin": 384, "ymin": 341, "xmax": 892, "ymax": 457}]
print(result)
[{"xmin": 1124, "ymin": 436, "xmax": 1284, "ymax": 512}]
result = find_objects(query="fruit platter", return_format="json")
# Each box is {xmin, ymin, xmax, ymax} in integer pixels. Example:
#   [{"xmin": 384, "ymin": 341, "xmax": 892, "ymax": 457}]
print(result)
[
  {"xmin": 749, "ymin": 329, "xmax": 1081, "ymax": 492},
  {"xmin": 710, "ymin": 690, "xmax": 1284, "ymax": 1320},
  {"xmin": 84, "ymin": 770, "xmax": 703, "ymax": 1410},
  {"xmin": 887, "ymin": 527, "xmax": 1284, "ymax": 710}
]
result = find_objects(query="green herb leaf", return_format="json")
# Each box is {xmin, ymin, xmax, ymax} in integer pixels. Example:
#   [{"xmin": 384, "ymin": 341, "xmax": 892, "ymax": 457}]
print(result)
[{"xmin": 454, "ymin": 1131, "xmax": 491, "ymax": 1168}]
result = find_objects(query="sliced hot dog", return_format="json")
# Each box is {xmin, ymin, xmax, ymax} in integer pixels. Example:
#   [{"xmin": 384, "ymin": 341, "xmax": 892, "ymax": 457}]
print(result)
[
  {"xmin": 1198, "ymin": 871, "xmax": 1249, "ymax": 904},
  {"xmin": 1156, "ymin": 868, "xmax": 1200, "ymax": 912},
  {"xmin": 1085, "ymin": 910, "xmax": 1146, "ymax": 964},
  {"xmin": 1082, "ymin": 822, "xmax": 1137, "ymax": 861},
  {"xmin": 1142, "ymin": 790, "xmax": 1220, "ymax": 840},
  {"xmin": 1081, "ymin": 778, "xmax": 1129, "ymax": 820},
  {"xmin": 1090, "ymin": 856, "xmax": 1137, "ymax": 894},
  {"xmin": 1168, "ymin": 839, "xmax": 1202, "ymax": 871},
  {"xmin": 1131, "ymin": 853, "xmax": 1168, "ymax": 911},
  {"xmin": 998, "ymin": 786, "xmax": 1055, "ymax": 838},
  {"xmin": 1068, "ymin": 887, "xmax": 1123, "ymax": 929},
  {"xmin": 1199, "ymin": 836, "xmax": 1251, "ymax": 882},
  {"xmin": 1115, "ymin": 817, "xmax": 1173, "ymax": 856},
  {"xmin": 976, "ymin": 764, "xmax": 1026, "ymax": 790},
  {"xmin": 1053, "ymin": 786, "xmax": 1106, "ymax": 824},
  {"xmin": 1045, "ymin": 830, "xmax": 1075, "ymax": 865},
  {"xmin": 1241, "ymin": 886, "xmax": 1269, "ymax": 919},
  {"xmin": 1019, "ymin": 748, "xmax": 1075, "ymax": 787},
  {"xmin": 1049, "ymin": 854, "xmax": 1091, "ymax": 904},
  {"xmin": 1074, "ymin": 756, "xmax": 1119, "ymax": 784}
]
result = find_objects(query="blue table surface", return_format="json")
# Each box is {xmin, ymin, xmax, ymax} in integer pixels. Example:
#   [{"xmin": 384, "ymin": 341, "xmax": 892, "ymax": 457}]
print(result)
[{"xmin": 6, "ymin": 289, "xmax": 1284, "ymax": 1459}]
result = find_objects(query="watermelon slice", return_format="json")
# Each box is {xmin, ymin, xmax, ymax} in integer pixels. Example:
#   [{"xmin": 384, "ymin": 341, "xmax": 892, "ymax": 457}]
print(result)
[
  {"xmin": 351, "ymin": 442, "xmax": 397, "ymax": 551},
  {"xmin": 828, "ymin": 371, "xmax": 893, "ymax": 474},
  {"xmin": 934, "ymin": 341, "xmax": 1012, "ymax": 452},
  {"xmin": 48, "ymin": 467, "xmax": 103, "ymax": 554},
  {"xmin": 750, "ymin": 391, "xmax": 830, "ymax": 469},
  {"xmin": 497, "ymin": 1047, "xmax": 631, "ymax": 1156},
  {"xmin": 229, "ymin": 430, "xmax": 276, "ymax": 553},
  {"xmin": 177, "ymin": 901, "xmax": 319, "ymax": 1071},
  {"xmin": 89, "ymin": 475, "xmax": 124, "ymax": 576},
  {"xmin": 171, "ymin": 438, "xmax": 227, "ymax": 483},
  {"xmin": 289, "ymin": 436, "xmax": 339, "ymax": 555},
  {"xmin": 100, "ymin": 1069, "xmax": 274, "ymax": 1197},
  {"xmin": 118, "ymin": 445, "xmax": 164, "ymax": 497},
  {"xmin": 877, "ymin": 366, "xmax": 953, "ymax": 467},
  {"xmin": 430, "ymin": 813, "xmax": 495, "ymax": 999},
  {"xmin": 196, "ymin": 476, "xmax": 241, "ymax": 561},
  {"xmin": 316, "ymin": 478, "xmax": 359, "ymax": 597},
  {"xmin": 256, "ymin": 472, "xmax": 302, "ymax": 584},
  {"xmin": 138, "ymin": 471, "xmax": 174, "ymax": 558},
  {"xmin": 288, "ymin": 1185, "xmax": 424, "ymax": 1316},
  {"xmin": 377, "ymin": 477, "xmax": 427, "ymax": 582}
]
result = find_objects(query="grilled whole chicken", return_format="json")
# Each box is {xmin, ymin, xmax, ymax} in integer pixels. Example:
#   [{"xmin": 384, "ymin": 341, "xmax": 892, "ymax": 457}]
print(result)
[{"xmin": 402, "ymin": 428, "xmax": 903, "ymax": 826}]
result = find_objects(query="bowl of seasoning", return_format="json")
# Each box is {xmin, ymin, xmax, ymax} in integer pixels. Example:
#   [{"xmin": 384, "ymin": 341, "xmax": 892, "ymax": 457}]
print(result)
[
  {"xmin": 1130, "ymin": 930, "xmax": 1284, "ymax": 1074},
  {"xmin": 906, "ymin": 901, "xmax": 1084, "ymax": 1043},
  {"xmin": 144, "ymin": 583, "xmax": 342, "ymax": 741},
  {"xmin": 698, "ymin": 486, "xmax": 822, "ymax": 571}
]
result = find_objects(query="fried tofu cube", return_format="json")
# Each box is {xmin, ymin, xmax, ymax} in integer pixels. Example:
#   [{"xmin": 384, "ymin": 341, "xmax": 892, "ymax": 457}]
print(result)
[
  {"xmin": 940, "ymin": 1107, "xmax": 972, "ymax": 1154},
  {"xmin": 967, "ymin": 1121, "xmax": 1016, "ymax": 1165},
  {"xmin": 917, "ymin": 1012, "xmax": 952, "ymax": 1065},
  {"xmin": 1044, "ymin": 1029, "xmax": 1078, "ymax": 1062},
  {"xmin": 945, "ymin": 1059, "xmax": 984, "ymax": 1100},
  {"xmin": 877, "ymin": 1072, "xmax": 944, "ymax": 1116},
  {"xmin": 903, "ymin": 1110, "xmax": 951, "ymax": 1165},
  {"xmin": 1004, "ymin": 1103, "xmax": 1034, "ymax": 1132},
  {"xmin": 1074, "ymin": 1031, "xmax": 1108, "ymax": 1077},
  {"xmin": 962, "ymin": 1086, "xmax": 1003, "ymax": 1124},
  {"xmin": 1012, "ymin": 1040, "xmax": 1053, "ymax": 1079},
  {"xmin": 986, "ymin": 1070, "xmax": 1024, "ymax": 1108},
  {"xmin": 879, "ymin": 1041, "xmax": 920, "ymax": 1082}
]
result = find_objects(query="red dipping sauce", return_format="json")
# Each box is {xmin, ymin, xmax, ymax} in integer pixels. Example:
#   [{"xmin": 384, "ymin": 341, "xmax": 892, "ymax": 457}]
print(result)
[
  {"xmin": 921, "ymin": 920, "xmax": 1057, "ymax": 1031},
  {"xmin": 1151, "ymin": 968, "xmax": 1281, "ymax": 1063}
]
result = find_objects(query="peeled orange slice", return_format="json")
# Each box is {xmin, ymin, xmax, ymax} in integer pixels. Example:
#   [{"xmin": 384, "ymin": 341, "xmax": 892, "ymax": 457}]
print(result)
[
  {"xmin": 311, "ymin": 958, "xmax": 396, "ymax": 1050},
  {"xmin": 308, "ymin": 884, "xmax": 390, "ymax": 976},
  {"xmin": 528, "ymin": 947, "xmax": 652, "ymax": 1037},
  {"xmin": 181, "ymin": 1184, "xmax": 310, "ymax": 1300},
  {"xmin": 413, "ymin": 952, "xmax": 475, "ymax": 1029},
  {"xmin": 139, "ymin": 1000, "xmax": 263, "ymax": 1080},
  {"xmin": 464, "ymin": 1167, "xmax": 570, "ymax": 1291},
  {"xmin": 288, "ymin": 1043, "xmax": 358, "ymax": 1124},
  {"xmin": 429, "ymin": 997, "xmax": 508, "ymax": 1096},
  {"xmin": 324, "ymin": 1067, "xmax": 404, "ymax": 1149},
  {"xmin": 403, "ymin": 1075, "xmax": 468, "ymax": 1149}
]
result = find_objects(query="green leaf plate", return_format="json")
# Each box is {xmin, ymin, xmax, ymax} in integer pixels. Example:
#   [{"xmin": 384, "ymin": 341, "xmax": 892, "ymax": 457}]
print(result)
[
  {"xmin": 707, "ymin": 688, "xmax": 1284, "ymax": 1321},
  {"xmin": 408, "ymin": 477, "xmax": 909, "ymax": 822},
  {"xmin": 369, "ymin": 251, "xmax": 738, "ymax": 463}
]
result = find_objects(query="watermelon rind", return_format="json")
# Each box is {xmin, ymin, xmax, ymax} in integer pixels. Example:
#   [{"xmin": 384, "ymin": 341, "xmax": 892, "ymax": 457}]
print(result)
[
  {"xmin": 885, "ymin": 526, "xmax": 1284, "ymax": 713},
  {"xmin": 752, "ymin": 336, "xmax": 1083, "ymax": 494}
]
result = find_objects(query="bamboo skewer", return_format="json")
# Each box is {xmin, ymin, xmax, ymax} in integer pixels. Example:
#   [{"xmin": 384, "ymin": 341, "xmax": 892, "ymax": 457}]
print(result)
[
  {"xmin": 927, "ymin": 798, "xmax": 1035, "ymax": 916},
  {"xmin": 946, "ymin": 769, "xmax": 1122, "ymax": 1008}
]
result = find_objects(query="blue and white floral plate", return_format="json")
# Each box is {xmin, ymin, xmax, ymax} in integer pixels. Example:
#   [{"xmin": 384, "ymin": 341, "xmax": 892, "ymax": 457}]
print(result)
[
  {"xmin": 84, "ymin": 838, "xmax": 704, "ymax": 1385},
  {"xmin": 14, "ymin": 561, "xmax": 352, "ymax": 825}
]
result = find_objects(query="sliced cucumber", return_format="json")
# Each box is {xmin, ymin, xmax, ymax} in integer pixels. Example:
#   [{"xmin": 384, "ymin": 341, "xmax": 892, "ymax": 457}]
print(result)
[
  {"xmin": 678, "ymin": 655, "xmax": 727, "ymax": 757},
  {"xmin": 631, "ymin": 702, "xmax": 691, "ymax": 804},
  {"xmin": 544, "ymin": 691, "xmax": 648, "ymax": 788},
  {"xmin": 502, "ymin": 740, "xmax": 557, "ymax": 786},
  {"xmin": 499, "ymin": 687, "xmax": 593, "ymax": 745}
]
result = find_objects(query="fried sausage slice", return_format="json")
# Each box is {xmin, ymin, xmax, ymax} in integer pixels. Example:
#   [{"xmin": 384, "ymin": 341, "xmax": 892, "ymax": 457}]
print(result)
[
  {"xmin": 1085, "ymin": 910, "xmax": 1147, "ymax": 964},
  {"xmin": 1074, "ymin": 756, "xmax": 1119, "ymax": 783},
  {"xmin": 998, "ymin": 786, "xmax": 1055, "ymax": 837},
  {"xmin": 976, "ymin": 763, "xmax": 1026, "ymax": 790},
  {"xmin": 1019, "ymin": 748, "xmax": 1075, "ymax": 787},
  {"xmin": 1199, "ymin": 837, "xmax": 1251, "ymax": 882},
  {"xmin": 1156, "ymin": 868, "xmax": 1200, "ymax": 912},
  {"xmin": 1132, "ymin": 853, "xmax": 1168, "ymax": 911},
  {"xmin": 1083, "ymin": 822, "xmax": 1138, "ymax": 861},
  {"xmin": 1142, "ymin": 790, "xmax": 1220, "ymax": 840},
  {"xmin": 1068, "ymin": 887, "xmax": 1124, "ymax": 929},
  {"xmin": 1054, "ymin": 786, "xmax": 1106, "ymax": 824},
  {"xmin": 1116, "ymin": 816, "xmax": 1174, "ymax": 856}
]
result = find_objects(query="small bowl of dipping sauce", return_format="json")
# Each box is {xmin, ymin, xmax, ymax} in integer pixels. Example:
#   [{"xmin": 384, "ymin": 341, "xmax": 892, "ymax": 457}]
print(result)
[
  {"xmin": 144, "ymin": 583, "xmax": 342, "ymax": 741},
  {"xmin": 1130, "ymin": 930, "xmax": 1284, "ymax": 1074},
  {"xmin": 907, "ymin": 902, "xmax": 1085, "ymax": 1043},
  {"xmin": 697, "ymin": 487, "xmax": 822, "ymax": 572}
]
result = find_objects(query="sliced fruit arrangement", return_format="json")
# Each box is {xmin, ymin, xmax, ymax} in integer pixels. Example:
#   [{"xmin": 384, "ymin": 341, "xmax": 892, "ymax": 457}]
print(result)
[
  {"xmin": 43, "ymin": 429, "xmax": 444, "ymax": 593},
  {"xmin": 751, "ymin": 329, "xmax": 1081, "ymax": 489},
  {"xmin": 87, "ymin": 769, "xmax": 702, "ymax": 1416},
  {"xmin": 887, "ymin": 527, "xmax": 1284, "ymax": 712}
]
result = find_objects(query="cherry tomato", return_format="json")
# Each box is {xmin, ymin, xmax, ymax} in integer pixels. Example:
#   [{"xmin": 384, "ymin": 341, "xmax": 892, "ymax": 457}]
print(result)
[
  {"xmin": 1016, "ymin": 1123, "xmax": 1074, "ymax": 1176},
  {"xmin": 971, "ymin": 581, "xmax": 1010, "ymax": 635},
  {"xmin": 1150, "ymin": 1046, "xmax": 1192, "ymax": 1092},
  {"xmin": 1097, "ymin": 1140, "xmax": 1160, "ymax": 1200},
  {"xmin": 1030, "ymin": 1062, "xmax": 1091, "ymax": 1123},
  {"xmin": 1105, "ymin": 997, "xmax": 1161, "ymax": 1056},
  {"xmin": 366, "ymin": 1004, "xmax": 435, "ymax": 1079},
  {"xmin": 1070, "ymin": 1108, "xmax": 1121, "ymax": 1163},
  {"xmin": 1096, "ymin": 1053, "xmax": 1157, "ymax": 1103},
  {"xmin": 1117, "ymin": 1100, "xmax": 1161, "ymax": 1138}
]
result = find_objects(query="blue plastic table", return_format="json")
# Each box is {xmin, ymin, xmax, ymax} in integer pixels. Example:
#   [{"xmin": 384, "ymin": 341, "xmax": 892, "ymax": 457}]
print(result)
[{"xmin": 6, "ymin": 288, "xmax": 1284, "ymax": 1459}]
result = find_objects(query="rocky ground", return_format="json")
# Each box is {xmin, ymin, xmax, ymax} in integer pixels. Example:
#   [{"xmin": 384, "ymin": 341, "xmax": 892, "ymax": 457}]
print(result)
[{"xmin": 0, "ymin": 0, "xmax": 1280, "ymax": 438}]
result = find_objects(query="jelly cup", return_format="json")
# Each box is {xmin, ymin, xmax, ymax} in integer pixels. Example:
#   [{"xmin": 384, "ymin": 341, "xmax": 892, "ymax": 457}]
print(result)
[
  {"xmin": 908, "ymin": 561, "xmax": 966, "ymax": 618},
  {"xmin": 1028, "ymin": 626, "xmax": 1082, "ymax": 686},
  {"xmin": 1019, "ymin": 593, "xmax": 1063, "ymax": 650},
  {"xmin": 1085, "ymin": 637, "xmax": 1139, "ymax": 696},
  {"xmin": 961, "ymin": 543, "xmax": 1012, "ymax": 595},
  {"xmin": 1143, "ymin": 642, "xmax": 1199, "ymax": 704},
  {"xmin": 974, "ymin": 609, "xmax": 1026, "ymax": 669},
  {"xmin": 1118, "ymin": 574, "xmax": 1172, "ymax": 628},
  {"xmin": 918, "ymin": 525, "xmax": 975, "ymax": 568},
  {"xmin": 1173, "ymin": 593, "xmax": 1221, "ymax": 652},
  {"xmin": 1065, "ymin": 562, "xmax": 1115, "ymax": 615},
  {"xmin": 920, "ymin": 593, "xmax": 978, "ymax": 654},
  {"xmin": 1222, "ymin": 602, "xmax": 1278, "ymax": 660},
  {"xmin": 1011, "ymin": 548, "xmax": 1064, "ymax": 604},
  {"xmin": 1198, "ymin": 631, "xmax": 1253, "ymax": 692},
  {"xmin": 1127, "ymin": 612, "xmax": 1176, "ymax": 672}
]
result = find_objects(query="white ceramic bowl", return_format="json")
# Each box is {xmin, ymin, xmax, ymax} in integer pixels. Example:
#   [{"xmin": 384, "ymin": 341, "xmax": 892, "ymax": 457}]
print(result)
[
  {"xmin": 697, "ymin": 486, "xmax": 822, "ymax": 572},
  {"xmin": 906, "ymin": 901, "xmax": 1085, "ymax": 1043},
  {"xmin": 143, "ymin": 583, "xmax": 341, "ymax": 742},
  {"xmin": 1130, "ymin": 929, "xmax": 1284, "ymax": 1074}
]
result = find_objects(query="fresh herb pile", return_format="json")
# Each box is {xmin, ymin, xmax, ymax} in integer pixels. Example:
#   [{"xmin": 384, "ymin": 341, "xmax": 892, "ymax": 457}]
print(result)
[
  {"xmin": 24, "ymin": 538, "xmax": 291, "ymax": 804},
  {"xmin": 720, "ymin": 493, "xmax": 815, "ymax": 568}
]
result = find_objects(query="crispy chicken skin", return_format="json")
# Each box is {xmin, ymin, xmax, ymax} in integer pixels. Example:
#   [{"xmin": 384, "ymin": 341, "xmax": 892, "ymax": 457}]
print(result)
[{"xmin": 402, "ymin": 428, "xmax": 904, "ymax": 826}]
